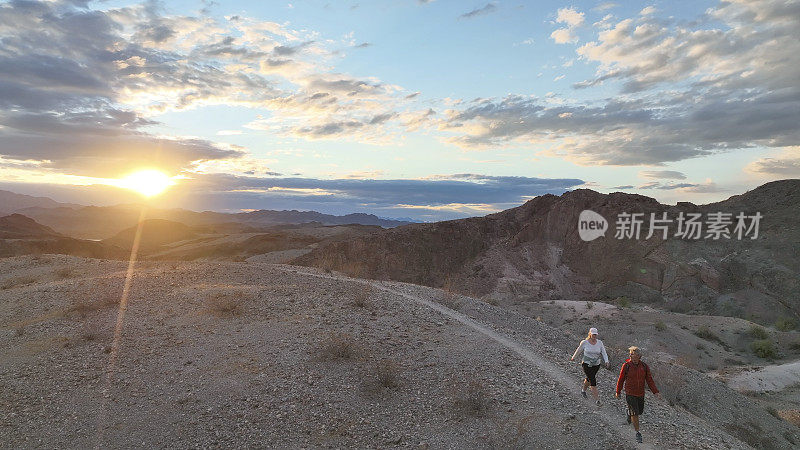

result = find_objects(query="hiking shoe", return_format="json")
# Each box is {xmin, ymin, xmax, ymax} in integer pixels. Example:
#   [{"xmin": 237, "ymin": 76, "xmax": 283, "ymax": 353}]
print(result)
[
  {"xmin": 636, "ymin": 432, "xmax": 642, "ymax": 443},
  {"xmin": 581, "ymin": 390, "xmax": 587, "ymax": 399}
]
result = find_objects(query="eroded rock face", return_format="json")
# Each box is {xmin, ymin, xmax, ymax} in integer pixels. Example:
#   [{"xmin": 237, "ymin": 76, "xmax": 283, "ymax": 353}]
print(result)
[{"xmin": 293, "ymin": 180, "xmax": 800, "ymax": 324}]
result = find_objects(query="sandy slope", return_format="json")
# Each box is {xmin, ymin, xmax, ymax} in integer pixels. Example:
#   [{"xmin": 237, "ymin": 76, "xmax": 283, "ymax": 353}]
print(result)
[{"xmin": 0, "ymin": 255, "xmax": 793, "ymax": 448}]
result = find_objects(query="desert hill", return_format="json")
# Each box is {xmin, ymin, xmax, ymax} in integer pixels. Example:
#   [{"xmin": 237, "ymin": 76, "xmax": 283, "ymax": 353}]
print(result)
[
  {"xmin": 0, "ymin": 213, "xmax": 62, "ymax": 239},
  {"xmin": 2, "ymin": 255, "xmax": 797, "ymax": 448},
  {"xmin": 0, "ymin": 214, "xmax": 127, "ymax": 259},
  {"xmin": 103, "ymin": 219, "xmax": 198, "ymax": 252},
  {"xmin": 17, "ymin": 203, "xmax": 411, "ymax": 240},
  {"xmin": 293, "ymin": 180, "xmax": 800, "ymax": 328}
]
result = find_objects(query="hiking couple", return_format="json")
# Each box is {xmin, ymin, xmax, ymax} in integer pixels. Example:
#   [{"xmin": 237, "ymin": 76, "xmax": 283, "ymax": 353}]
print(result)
[{"xmin": 571, "ymin": 327, "xmax": 661, "ymax": 444}]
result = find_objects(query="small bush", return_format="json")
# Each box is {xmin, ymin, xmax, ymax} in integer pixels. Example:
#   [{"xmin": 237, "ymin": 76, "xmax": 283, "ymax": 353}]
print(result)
[
  {"xmin": 751, "ymin": 339, "xmax": 778, "ymax": 359},
  {"xmin": 694, "ymin": 326, "xmax": 718, "ymax": 342},
  {"xmin": 585, "ymin": 301, "xmax": 594, "ymax": 310},
  {"xmin": 775, "ymin": 317, "xmax": 797, "ymax": 332},
  {"xmin": 68, "ymin": 294, "xmax": 120, "ymax": 317},
  {"xmin": 615, "ymin": 297, "xmax": 630, "ymax": 308},
  {"xmin": 205, "ymin": 292, "xmax": 242, "ymax": 316},
  {"xmin": 451, "ymin": 377, "xmax": 488, "ymax": 416},
  {"xmin": 317, "ymin": 332, "xmax": 357, "ymax": 360},
  {"xmin": 789, "ymin": 341, "xmax": 800, "ymax": 351},
  {"xmin": 749, "ymin": 325, "xmax": 769, "ymax": 339},
  {"xmin": 351, "ymin": 285, "xmax": 372, "ymax": 308},
  {"xmin": 654, "ymin": 320, "xmax": 667, "ymax": 331},
  {"xmin": 55, "ymin": 267, "xmax": 75, "ymax": 279},
  {"xmin": 1, "ymin": 275, "xmax": 37, "ymax": 290},
  {"xmin": 375, "ymin": 359, "xmax": 401, "ymax": 388}
]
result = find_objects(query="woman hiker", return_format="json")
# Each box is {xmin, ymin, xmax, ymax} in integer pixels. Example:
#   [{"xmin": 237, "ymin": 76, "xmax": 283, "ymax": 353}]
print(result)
[{"xmin": 571, "ymin": 327, "xmax": 610, "ymax": 406}]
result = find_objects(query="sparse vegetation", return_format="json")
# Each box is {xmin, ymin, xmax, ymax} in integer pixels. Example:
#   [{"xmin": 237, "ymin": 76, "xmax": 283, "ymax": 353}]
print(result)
[
  {"xmin": 316, "ymin": 332, "xmax": 357, "ymax": 360},
  {"xmin": 654, "ymin": 320, "xmax": 667, "ymax": 331},
  {"xmin": 751, "ymin": 339, "xmax": 778, "ymax": 359},
  {"xmin": 789, "ymin": 340, "xmax": 800, "ymax": 351},
  {"xmin": 749, "ymin": 324, "xmax": 769, "ymax": 339},
  {"xmin": 1, "ymin": 275, "xmax": 37, "ymax": 290},
  {"xmin": 374, "ymin": 359, "xmax": 401, "ymax": 389},
  {"xmin": 351, "ymin": 285, "xmax": 372, "ymax": 308},
  {"xmin": 615, "ymin": 296, "xmax": 630, "ymax": 308},
  {"xmin": 451, "ymin": 376, "xmax": 488, "ymax": 416},
  {"xmin": 694, "ymin": 326, "xmax": 718, "ymax": 342},
  {"xmin": 204, "ymin": 291, "xmax": 243, "ymax": 316},
  {"xmin": 55, "ymin": 267, "xmax": 75, "ymax": 279},
  {"xmin": 775, "ymin": 317, "xmax": 797, "ymax": 332},
  {"xmin": 585, "ymin": 301, "xmax": 594, "ymax": 310},
  {"xmin": 67, "ymin": 294, "xmax": 120, "ymax": 317}
]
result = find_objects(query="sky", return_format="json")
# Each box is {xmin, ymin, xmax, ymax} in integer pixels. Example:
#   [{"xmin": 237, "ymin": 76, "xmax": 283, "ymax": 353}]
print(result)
[{"xmin": 0, "ymin": 0, "xmax": 798, "ymax": 221}]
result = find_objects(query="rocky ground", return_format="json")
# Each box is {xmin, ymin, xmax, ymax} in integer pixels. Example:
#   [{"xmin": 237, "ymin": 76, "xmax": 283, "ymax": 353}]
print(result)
[{"xmin": 1, "ymin": 255, "xmax": 798, "ymax": 448}]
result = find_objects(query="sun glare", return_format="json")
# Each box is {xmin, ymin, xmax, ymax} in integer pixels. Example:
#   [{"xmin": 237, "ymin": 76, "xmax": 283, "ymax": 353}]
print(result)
[{"xmin": 117, "ymin": 169, "xmax": 174, "ymax": 197}]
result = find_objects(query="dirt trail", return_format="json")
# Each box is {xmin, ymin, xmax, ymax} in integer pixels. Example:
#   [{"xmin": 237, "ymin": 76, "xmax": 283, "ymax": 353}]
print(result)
[{"xmin": 279, "ymin": 265, "xmax": 745, "ymax": 449}]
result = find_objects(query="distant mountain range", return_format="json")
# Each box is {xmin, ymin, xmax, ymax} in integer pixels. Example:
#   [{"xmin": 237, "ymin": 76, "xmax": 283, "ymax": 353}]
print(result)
[
  {"xmin": 0, "ymin": 189, "xmax": 413, "ymax": 239},
  {"xmin": 294, "ymin": 179, "xmax": 800, "ymax": 328}
]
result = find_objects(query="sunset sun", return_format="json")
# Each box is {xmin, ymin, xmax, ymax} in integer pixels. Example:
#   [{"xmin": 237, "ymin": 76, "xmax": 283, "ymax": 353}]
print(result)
[{"xmin": 116, "ymin": 169, "xmax": 174, "ymax": 197}]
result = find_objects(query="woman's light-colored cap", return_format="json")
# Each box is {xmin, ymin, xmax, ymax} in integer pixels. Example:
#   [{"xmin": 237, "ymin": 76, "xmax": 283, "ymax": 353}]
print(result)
[{"xmin": 589, "ymin": 327, "xmax": 599, "ymax": 335}]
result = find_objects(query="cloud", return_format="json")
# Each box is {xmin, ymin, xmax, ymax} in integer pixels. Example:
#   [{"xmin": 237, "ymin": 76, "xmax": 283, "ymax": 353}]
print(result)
[
  {"xmin": 636, "ymin": 180, "xmax": 726, "ymax": 193},
  {"xmin": 640, "ymin": 170, "xmax": 687, "ymax": 180},
  {"xmin": 612, "ymin": 185, "xmax": 634, "ymax": 190},
  {"xmin": 445, "ymin": 1, "xmax": 800, "ymax": 166},
  {"xmin": 459, "ymin": 3, "xmax": 497, "ymax": 19},
  {"xmin": 555, "ymin": 7, "xmax": 584, "ymax": 27},
  {"xmin": 550, "ymin": 7, "xmax": 584, "ymax": 44},
  {"xmin": 593, "ymin": 2, "xmax": 618, "ymax": 12},
  {"xmin": 0, "ymin": 0, "xmax": 419, "ymax": 177},
  {"xmin": 746, "ymin": 149, "xmax": 800, "ymax": 177},
  {"xmin": 180, "ymin": 172, "xmax": 584, "ymax": 211}
]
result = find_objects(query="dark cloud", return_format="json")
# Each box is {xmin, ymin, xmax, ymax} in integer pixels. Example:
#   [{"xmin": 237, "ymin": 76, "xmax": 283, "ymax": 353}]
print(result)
[
  {"xmin": 272, "ymin": 41, "xmax": 315, "ymax": 56},
  {"xmin": 747, "ymin": 155, "xmax": 800, "ymax": 177},
  {"xmin": 459, "ymin": 3, "xmax": 497, "ymax": 19},
  {"xmin": 612, "ymin": 185, "xmax": 634, "ymax": 190},
  {"xmin": 446, "ymin": 0, "xmax": 800, "ymax": 166},
  {"xmin": 354, "ymin": 42, "xmax": 371, "ymax": 48}
]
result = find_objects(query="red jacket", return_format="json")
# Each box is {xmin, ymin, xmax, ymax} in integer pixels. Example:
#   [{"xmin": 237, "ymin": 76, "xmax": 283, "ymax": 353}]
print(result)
[{"xmin": 616, "ymin": 359, "xmax": 658, "ymax": 397}]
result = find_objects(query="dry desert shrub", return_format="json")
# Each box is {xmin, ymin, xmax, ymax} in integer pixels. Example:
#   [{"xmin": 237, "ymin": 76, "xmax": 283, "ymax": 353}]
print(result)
[
  {"xmin": 204, "ymin": 291, "xmax": 243, "ymax": 316},
  {"xmin": 440, "ymin": 277, "xmax": 463, "ymax": 310},
  {"xmin": 67, "ymin": 293, "xmax": 120, "ymax": 318},
  {"xmin": 450, "ymin": 376, "xmax": 489, "ymax": 416},
  {"xmin": 1, "ymin": 275, "xmax": 37, "ymax": 290},
  {"xmin": 362, "ymin": 358, "xmax": 402, "ymax": 394},
  {"xmin": 55, "ymin": 267, "xmax": 75, "ymax": 279},
  {"xmin": 316, "ymin": 332, "xmax": 358, "ymax": 360},
  {"xmin": 351, "ymin": 284, "xmax": 373, "ymax": 308},
  {"xmin": 375, "ymin": 358, "xmax": 401, "ymax": 388}
]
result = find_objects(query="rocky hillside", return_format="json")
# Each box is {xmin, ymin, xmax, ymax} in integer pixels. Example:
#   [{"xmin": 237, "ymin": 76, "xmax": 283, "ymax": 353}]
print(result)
[
  {"xmin": 2, "ymin": 255, "xmax": 796, "ymax": 448},
  {"xmin": 294, "ymin": 180, "xmax": 800, "ymax": 327},
  {"xmin": 0, "ymin": 214, "xmax": 127, "ymax": 259}
]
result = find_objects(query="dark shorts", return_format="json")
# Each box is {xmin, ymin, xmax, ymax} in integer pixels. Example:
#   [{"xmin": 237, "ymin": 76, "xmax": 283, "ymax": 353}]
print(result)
[
  {"xmin": 582, "ymin": 363, "xmax": 601, "ymax": 386},
  {"xmin": 626, "ymin": 394, "xmax": 645, "ymax": 416}
]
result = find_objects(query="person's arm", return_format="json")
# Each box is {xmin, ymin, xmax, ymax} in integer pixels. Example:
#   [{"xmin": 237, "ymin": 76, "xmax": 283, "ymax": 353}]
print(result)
[
  {"xmin": 571, "ymin": 340, "xmax": 585, "ymax": 361},
  {"xmin": 615, "ymin": 363, "xmax": 626, "ymax": 397},
  {"xmin": 600, "ymin": 341, "xmax": 609, "ymax": 365},
  {"xmin": 645, "ymin": 364, "xmax": 660, "ymax": 396}
]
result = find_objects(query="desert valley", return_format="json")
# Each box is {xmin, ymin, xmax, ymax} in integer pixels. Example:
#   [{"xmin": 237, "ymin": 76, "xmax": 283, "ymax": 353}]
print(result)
[{"xmin": 2, "ymin": 181, "xmax": 799, "ymax": 449}]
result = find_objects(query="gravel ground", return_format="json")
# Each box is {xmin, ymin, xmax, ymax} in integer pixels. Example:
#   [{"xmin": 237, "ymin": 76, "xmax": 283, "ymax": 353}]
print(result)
[{"xmin": 0, "ymin": 255, "xmax": 795, "ymax": 448}]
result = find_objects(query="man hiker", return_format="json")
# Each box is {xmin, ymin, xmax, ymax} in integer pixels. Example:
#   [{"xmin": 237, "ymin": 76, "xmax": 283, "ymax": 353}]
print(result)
[{"xmin": 615, "ymin": 346, "xmax": 661, "ymax": 444}]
